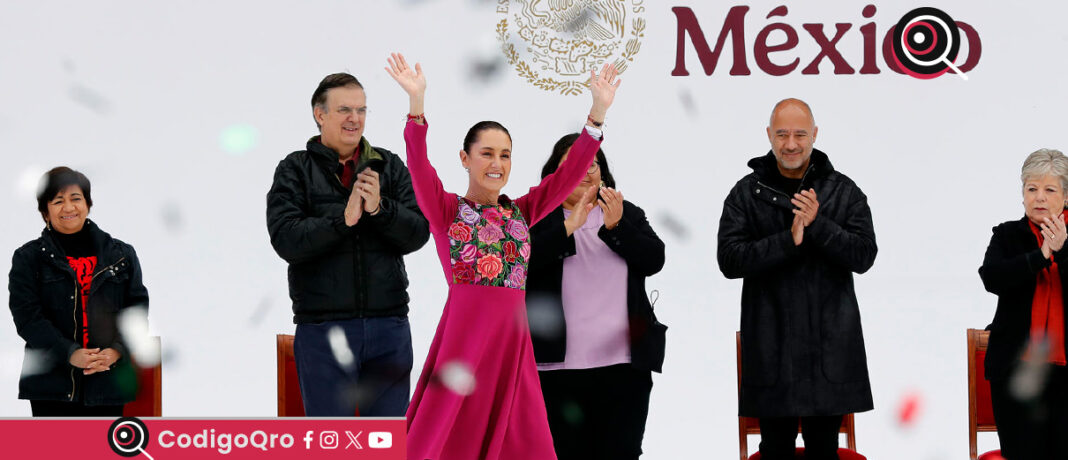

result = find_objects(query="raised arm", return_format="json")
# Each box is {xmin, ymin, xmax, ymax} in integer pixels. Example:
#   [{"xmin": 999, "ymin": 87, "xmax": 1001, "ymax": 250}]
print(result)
[
  {"xmin": 517, "ymin": 63, "xmax": 621, "ymax": 225},
  {"xmin": 387, "ymin": 53, "xmax": 455, "ymax": 231}
]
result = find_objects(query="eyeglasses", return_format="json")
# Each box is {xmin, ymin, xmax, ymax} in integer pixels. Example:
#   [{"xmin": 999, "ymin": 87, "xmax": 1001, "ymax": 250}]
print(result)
[{"xmin": 587, "ymin": 162, "xmax": 600, "ymax": 174}]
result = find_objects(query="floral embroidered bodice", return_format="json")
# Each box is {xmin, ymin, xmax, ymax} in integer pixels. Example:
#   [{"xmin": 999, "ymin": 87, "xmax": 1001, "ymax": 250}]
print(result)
[{"xmin": 447, "ymin": 197, "xmax": 531, "ymax": 289}]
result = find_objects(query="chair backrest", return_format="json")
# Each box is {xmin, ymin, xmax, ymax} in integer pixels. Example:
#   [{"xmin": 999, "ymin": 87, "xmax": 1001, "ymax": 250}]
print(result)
[
  {"xmin": 968, "ymin": 328, "xmax": 997, "ymax": 460},
  {"xmin": 736, "ymin": 332, "xmax": 856, "ymax": 460},
  {"xmin": 123, "ymin": 336, "xmax": 162, "ymax": 417},
  {"xmin": 276, "ymin": 334, "xmax": 305, "ymax": 417}
]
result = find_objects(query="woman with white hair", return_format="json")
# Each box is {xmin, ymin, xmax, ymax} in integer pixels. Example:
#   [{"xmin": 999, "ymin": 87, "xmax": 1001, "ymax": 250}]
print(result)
[{"xmin": 979, "ymin": 148, "xmax": 1068, "ymax": 459}]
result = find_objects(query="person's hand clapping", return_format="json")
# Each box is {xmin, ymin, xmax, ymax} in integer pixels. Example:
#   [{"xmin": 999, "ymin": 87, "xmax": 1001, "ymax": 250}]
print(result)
[
  {"xmin": 356, "ymin": 170, "xmax": 382, "ymax": 215},
  {"xmin": 1040, "ymin": 213, "xmax": 1067, "ymax": 258},
  {"xmin": 564, "ymin": 185, "xmax": 598, "ymax": 236},
  {"xmin": 598, "ymin": 187, "xmax": 624, "ymax": 230}
]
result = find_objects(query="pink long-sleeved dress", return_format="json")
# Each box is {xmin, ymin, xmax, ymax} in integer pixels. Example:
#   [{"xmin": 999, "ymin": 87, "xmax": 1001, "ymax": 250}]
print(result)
[{"xmin": 403, "ymin": 120, "xmax": 600, "ymax": 459}]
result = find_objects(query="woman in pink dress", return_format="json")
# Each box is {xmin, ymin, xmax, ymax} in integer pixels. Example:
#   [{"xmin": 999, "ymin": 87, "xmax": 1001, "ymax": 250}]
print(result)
[{"xmin": 385, "ymin": 53, "xmax": 621, "ymax": 460}]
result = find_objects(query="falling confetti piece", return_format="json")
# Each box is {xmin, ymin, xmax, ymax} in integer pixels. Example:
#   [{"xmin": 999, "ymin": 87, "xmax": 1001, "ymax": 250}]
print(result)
[
  {"xmin": 160, "ymin": 202, "xmax": 184, "ymax": 233},
  {"xmin": 117, "ymin": 306, "xmax": 160, "ymax": 367},
  {"xmin": 247, "ymin": 297, "xmax": 273, "ymax": 326},
  {"xmin": 68, "ymin": 84, "xmax": 112, "ymax": 115},
  {"xmin": 658, "ymin": 211, "xmax": 691, "ymax": 241},
  {"xmin": 526, "ymin": 297, "xmax": 564, "ymax": 340},
  {"xmin": 896, "ymin": 391, "xmax": 922, "ymax": 427},
  {"xmin": 16, "ymin": 165, "xmax": 47, "ymax": 201},
  {"xmin": 437, "ymin": 361, "xmax": 476, "ymax": 396},
  {"xmin": 679, "ymin": 88, "xmax": 697, "ymax": 116},
  {"xmin": 328, "ymin": 326, "xmax": 356, "ymax": 371},
  {"xmin": 219, "ymin": 124, "xmax": 260, "ymax": 155},
  {"xmin": 1010, "ymin": 340, "xmax": 1051, "ymax": 402},
  {"xmin": 18, "ymin": 349, "xmax": 53, "ymax": 378}
]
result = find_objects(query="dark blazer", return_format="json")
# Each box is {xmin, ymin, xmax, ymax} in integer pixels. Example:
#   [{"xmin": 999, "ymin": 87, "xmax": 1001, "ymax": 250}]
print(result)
[
  {"xmin": 526, "ymin": 200, "xmax": 667, "ymax": 373},
  {"xmin": 979, "ymin": 217, "xmax": 1068, "ymax": 381},
  {"xmin": 267, "ymin": 136, "xmax": 430, "ymax": 323},
  {"xmin": 717, "ymin": 150, "xmax": 876, "ymax": 417},
  {"xmin": 8, "ymin": 220, "xmax": 148, "ymax": 404}
]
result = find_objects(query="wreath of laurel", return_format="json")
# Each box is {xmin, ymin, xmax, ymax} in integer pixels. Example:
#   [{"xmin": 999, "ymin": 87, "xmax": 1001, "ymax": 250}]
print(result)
[{"xmin": 497, "ymin": 15, "xmax": 644, "ymax": 96}]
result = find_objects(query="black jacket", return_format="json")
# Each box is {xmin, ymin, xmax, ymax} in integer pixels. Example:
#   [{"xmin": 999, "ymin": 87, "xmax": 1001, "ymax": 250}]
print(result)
[
  {"xmin": 8, "ymin": 220, "xmax": 148, "ymax": 405},
  {"xmin": 267, "ymin": 136, "xmax": 429, "ymax": 323},
  {"xmin": 526, "ymin": 201, "xmax": 667, "ymax": 372},
  {"xmin": 979, "ymin": 217, "xmax": 1068, "ymax": 381},
  {"xmin": 717, "ymin": 150, "xmax": 876, "ymax": 417}
]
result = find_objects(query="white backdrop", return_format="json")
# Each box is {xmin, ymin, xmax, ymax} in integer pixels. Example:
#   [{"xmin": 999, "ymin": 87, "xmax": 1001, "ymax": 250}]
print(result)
[{"xmin": 0, "ymin": 1, "xmax": 1058, "ymax": 458}]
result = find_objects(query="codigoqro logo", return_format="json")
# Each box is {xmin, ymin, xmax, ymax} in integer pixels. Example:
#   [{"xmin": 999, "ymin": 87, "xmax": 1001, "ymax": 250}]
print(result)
[
  {"xmin": 108, "ymin": 417, "xmax": 154, "ymax": 459},
  {"xmin": 890, "ymin": 7, "xmax": 967, "ymax": 80},
  {"xmin": 496, "ymin": 0, "xmax": 647, "ymax": 95}
]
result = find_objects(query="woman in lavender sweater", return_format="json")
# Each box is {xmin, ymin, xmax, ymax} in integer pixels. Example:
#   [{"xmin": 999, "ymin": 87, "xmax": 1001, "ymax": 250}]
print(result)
[{"xmin": 526, "ymin": 137, "xmax": 667, "ymax": 460}]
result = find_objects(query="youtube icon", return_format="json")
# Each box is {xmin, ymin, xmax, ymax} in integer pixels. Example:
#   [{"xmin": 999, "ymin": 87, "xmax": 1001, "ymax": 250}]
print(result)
[{"xmin": 369, "ymin": 432, "xmax": 393, "ymax": 449}]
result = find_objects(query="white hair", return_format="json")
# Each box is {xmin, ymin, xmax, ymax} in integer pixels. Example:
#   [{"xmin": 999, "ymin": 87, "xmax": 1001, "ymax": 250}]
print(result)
[{"xmin": 1021, "ymin": 148, "xmax": 1068, "ymax": 191}]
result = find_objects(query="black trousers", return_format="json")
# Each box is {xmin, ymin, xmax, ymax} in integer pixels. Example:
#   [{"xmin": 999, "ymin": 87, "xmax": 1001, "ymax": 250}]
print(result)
[
  {"xmin": 30, "ymin": 400, "xmax": 124, "ymax": 417},
  {"xmin": 539, "ymin": 364, "xmax": 652, "ymax": 460},
  {"xmin": 758, "ymin": 415, "xmax": 843, "ymax": 460},
  {"xmin": 294, "ymin": 316, "xmax": 413, "ymax": 417},
  {"xmin": 990, "ymin": 365, "xmax": 1068, "ymax": 460}
]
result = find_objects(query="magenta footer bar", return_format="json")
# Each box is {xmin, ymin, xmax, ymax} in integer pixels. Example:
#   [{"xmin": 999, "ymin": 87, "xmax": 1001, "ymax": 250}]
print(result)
[{"xmin": 0, "ymin": 418, "xmax": 406, "ymax": 459}]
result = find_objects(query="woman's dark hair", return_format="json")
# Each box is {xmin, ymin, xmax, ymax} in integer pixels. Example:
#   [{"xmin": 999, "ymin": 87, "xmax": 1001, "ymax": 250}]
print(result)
[
  {"xmin": 539, "ymin": 133, "xmax": 615, "ymax": 188},
  {"xmin": 463, "ymin": 121, "xmax": 512, "ymax": 152},
  {"xmin": 37, "ymin": 167, "xmax": 92, "ymax": 221}
]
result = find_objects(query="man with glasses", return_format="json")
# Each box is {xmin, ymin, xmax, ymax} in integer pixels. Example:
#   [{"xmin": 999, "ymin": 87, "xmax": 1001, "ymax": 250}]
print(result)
[
  {"xmin": 717, "ymin": 98, "xmax": 877, "ymax": 460},
  {"xmin": 267, "ymin": 73, "xmax": 429, "ymax": 416}
]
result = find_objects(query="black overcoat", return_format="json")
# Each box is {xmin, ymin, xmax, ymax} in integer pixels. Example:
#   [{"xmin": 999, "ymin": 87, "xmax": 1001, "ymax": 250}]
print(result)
[
  {"xmin": 717, "ymin": 150, "xmax": 876, "ymax": 417},
  {"xmin": 979, "ymin": 217, "xmax": 1068, "ymax": 381}
]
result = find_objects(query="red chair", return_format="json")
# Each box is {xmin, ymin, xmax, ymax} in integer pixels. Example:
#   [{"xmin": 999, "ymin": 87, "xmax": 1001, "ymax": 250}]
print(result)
[
  {"xmin": 276, "ymin": 334, "xmax": 304, "ymax": 416},
  {"xmin": 968, "ymin": 329, "xmax": 1003, "ymax": 460},
  {"xmin": 123, "ymin": 336, "xmax": 162, "ymax": 417},
  {"xmin": 736, "ymin": 332, "xmax": 865, "ymax": 460}
]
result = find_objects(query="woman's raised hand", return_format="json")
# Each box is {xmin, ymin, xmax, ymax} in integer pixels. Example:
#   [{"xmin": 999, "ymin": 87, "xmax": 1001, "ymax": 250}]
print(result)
[
  {"xmin": 385, "ymin": 53, "xmax": 426, "ymax": 117},
  {"xmin": 588, "ymin": 62, "xmax": 622, "ymax": 124},
  {"xmin": 386, "ymin": 53, "xmax": 425, "ymax": 96}
]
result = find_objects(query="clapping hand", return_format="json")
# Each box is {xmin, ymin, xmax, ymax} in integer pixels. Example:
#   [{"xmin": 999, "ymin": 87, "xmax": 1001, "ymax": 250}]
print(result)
[
  {"xmin": 564, "ymin": 185, "xmax": 598, "ymax": 236},
  {"xmin": 790, "ymin": 188, "xmax": 819, "ymax": 246},
  {"xmin": 598, "ymin": 187, "xmax": 624, "ymax": 230},
  {"xmin": 356, "ymin": 170, "xmax": 382, "ymax": 215},
  {"xmin": 1040, "ymin": 213, "xmax": 1067, "ymax": 258}
]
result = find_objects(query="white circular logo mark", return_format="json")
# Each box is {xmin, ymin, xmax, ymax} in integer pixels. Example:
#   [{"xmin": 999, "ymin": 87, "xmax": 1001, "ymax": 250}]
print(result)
[{"xmin": 497, "ymin": 0, "xmax": 646, "ymax": 95}]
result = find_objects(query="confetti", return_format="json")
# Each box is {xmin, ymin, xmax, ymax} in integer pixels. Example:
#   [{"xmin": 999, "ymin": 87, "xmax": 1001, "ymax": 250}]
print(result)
[
  {"xmin": 68, "ymin": 84, "xmax": 112, "ymax": 115},
  {"xmin": 657, "ymin": 211, "xmax": 691, "ymax": 241},
  {"xmin": 219, "ymin": 124, "xmax": 260, "ymax": 155},
  {"xmin": 327, "ymin": 326, "xmax": 356, "ymax": 372},
  {"xmin": 896, "ymin": 390, "xmax": 923, "ymax": 427},
  {"xmin": 117, "ymin": 306, "xmax": 160, "ymax": 367},
  {"xmin": 437, "ymin": 361, "xmax": 476, "ymax": 396}
]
